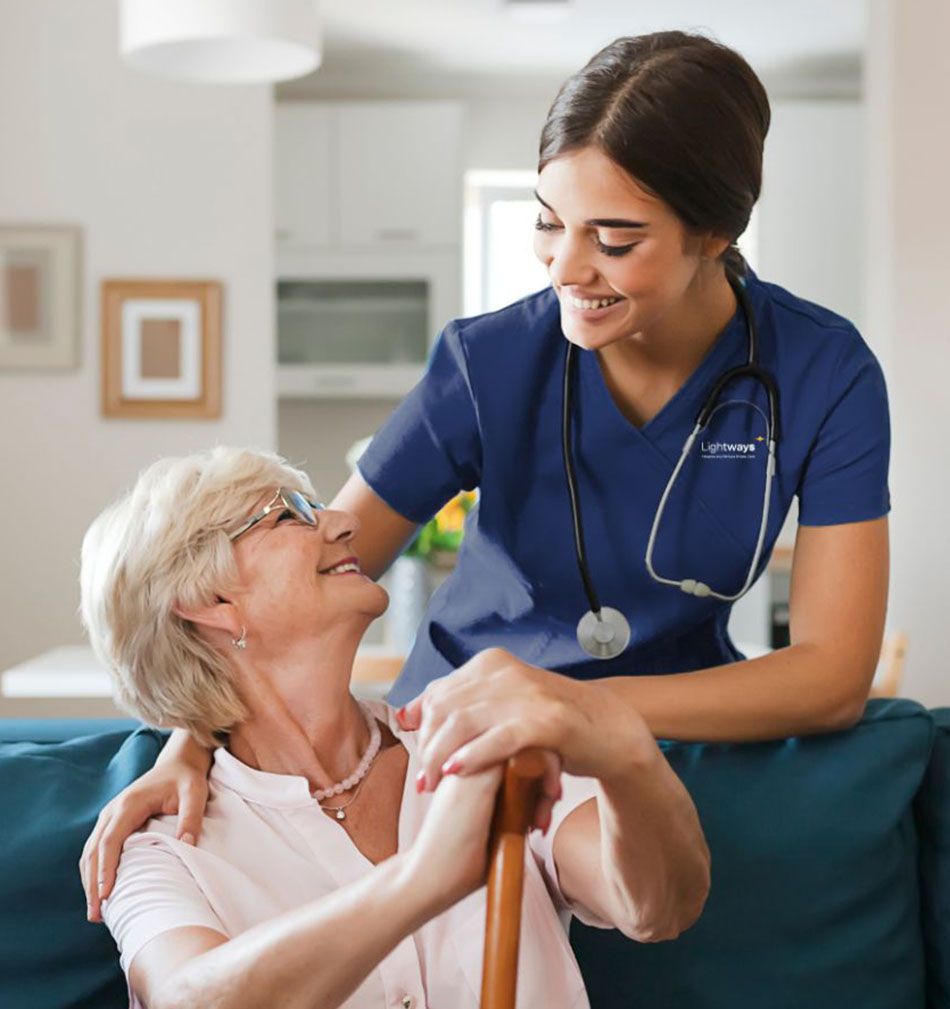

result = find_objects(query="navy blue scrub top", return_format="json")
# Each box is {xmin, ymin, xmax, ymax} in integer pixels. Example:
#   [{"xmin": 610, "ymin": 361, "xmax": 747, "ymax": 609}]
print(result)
[{"xmin": 358, "ymin": 268, "xmax": 891, "ymax": 707}]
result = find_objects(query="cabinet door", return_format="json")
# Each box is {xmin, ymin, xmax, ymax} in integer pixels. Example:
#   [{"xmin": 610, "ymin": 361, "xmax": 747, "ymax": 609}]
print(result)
[
  {"xmin": 275, "ymin": 104, "xmax": 334, "ymax": 248},
  {"xmin": 336, "ymin": 103, "xmax": 461, "ymax": 248}
]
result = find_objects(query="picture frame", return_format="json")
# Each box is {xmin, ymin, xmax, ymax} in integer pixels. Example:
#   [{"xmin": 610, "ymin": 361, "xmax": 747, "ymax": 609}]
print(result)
[
  {"xmin": 0, "ymin": 225, "xmax": 81, "ymax": 370},
  {"xmin": 101, "ymin": 279, "xmax": 222, "ymax": 419}
]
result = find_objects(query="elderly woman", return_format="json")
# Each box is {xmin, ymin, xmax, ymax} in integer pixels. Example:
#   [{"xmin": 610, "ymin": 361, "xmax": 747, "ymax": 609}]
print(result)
[{"xmin": 78, "ymin": 447, "xmax": 709, "ymax": 1009}]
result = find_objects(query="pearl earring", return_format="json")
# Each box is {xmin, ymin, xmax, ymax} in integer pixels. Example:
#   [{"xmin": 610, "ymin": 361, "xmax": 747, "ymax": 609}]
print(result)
[{"xmin": 231, "ymin": 626, "xmax": 247, "ymax": 650}]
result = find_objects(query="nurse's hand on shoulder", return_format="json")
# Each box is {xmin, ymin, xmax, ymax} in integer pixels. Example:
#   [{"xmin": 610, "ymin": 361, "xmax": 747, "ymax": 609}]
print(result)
[{"xmin": 397, "ymin": 647, "xmax": 653, "ymax": 818}]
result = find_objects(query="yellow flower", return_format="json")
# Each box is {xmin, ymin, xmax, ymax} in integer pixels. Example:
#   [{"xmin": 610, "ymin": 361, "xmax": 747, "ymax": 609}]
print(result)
[{"xmin": 433, "ymin": 490, "xmax": 477, "ymax": 535}]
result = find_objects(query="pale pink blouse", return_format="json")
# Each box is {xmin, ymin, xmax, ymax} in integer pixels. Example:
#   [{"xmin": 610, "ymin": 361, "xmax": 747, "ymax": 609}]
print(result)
[{"xmin": 102, "ymin": 699, "xmax": 606, "ymax": 1009}]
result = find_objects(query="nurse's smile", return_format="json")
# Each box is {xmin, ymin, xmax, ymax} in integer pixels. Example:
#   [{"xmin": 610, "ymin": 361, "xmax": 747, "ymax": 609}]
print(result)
[{"xmin": 558, "ymin": 288, "xmax": 628, "ymax": 322}]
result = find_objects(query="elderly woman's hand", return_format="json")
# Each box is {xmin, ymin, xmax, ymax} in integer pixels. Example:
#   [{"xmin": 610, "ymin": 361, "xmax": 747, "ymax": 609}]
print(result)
[
  {"xmin": 79, "ymin": 730, "xmax": 212, "ymax": 922},
  {"xmin": 398, "ymin": 648, "xmax": 653, "ymax": 812},
  {"xmin": 404, "ymin": 761, "xmax": 505, "ymax": 915}
]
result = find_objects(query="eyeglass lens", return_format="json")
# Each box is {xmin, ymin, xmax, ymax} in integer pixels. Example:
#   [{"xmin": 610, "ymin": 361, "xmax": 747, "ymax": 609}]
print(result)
[{"xmin": 282, "ymin": 489, "xmax": 324, "ymax": 526}]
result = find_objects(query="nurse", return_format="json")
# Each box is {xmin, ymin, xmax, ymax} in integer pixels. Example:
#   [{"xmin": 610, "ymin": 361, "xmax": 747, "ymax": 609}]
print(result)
[
  {"xmin": 82, "ymin": 26, "xmax": 889, "ymax": 973},
  {"xmin": 344, "ymin": 30, "xmax": 890, "ymax": 756}
]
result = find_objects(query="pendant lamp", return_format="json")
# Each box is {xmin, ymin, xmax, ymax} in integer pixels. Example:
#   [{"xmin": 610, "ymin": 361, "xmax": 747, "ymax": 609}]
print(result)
[{"xmin": 119, "ymin": 0, "xmax": 322, "ymax": 84}]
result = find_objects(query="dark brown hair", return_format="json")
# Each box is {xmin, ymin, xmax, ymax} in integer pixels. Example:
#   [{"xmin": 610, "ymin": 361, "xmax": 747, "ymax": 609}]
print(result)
[{"xmin": 539, "ymin": 32, "xmax": 771, "ymax": 277}]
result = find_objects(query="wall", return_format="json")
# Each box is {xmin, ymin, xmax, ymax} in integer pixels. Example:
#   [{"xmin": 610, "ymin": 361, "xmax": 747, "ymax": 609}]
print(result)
[
  {"xmin": 864, "ymin": 0, "xmax": 950, "ymax": 706},
  {"xmin": 0, "ymin": 0, "xmax": 275, "ymax": 672}
]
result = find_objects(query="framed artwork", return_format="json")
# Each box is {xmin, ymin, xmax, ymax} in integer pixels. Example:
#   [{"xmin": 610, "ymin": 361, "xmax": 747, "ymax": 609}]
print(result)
[
  {"xmin": 101, "ymin": 279, "xmax": 222, "ymax": 419},
  {"xmin": 0, "ymin": 225, "xmax": 81, "ymax": 369}
]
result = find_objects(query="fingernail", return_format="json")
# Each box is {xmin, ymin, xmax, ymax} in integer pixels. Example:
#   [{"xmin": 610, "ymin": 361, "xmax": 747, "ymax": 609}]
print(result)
[
  {"xmin": 396, "ymin": 706, "xmax": 407, "ymax": 725},
  {"xmin": 441, "ymin": 757, "xmax": 461, "ymax": 775},
  {"xmin": 415, "ymin": 770, "xmax": 426, "ymax": 793},
  {"xmin": 180, "ymin": 832, "xmax": 196, "ymax": 846}
]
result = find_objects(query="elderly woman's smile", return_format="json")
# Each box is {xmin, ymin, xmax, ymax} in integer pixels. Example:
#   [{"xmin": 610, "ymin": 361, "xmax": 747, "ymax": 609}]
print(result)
[{"xmin": 320, "ymin": 557, "xmax": 363, "ymax": 576}]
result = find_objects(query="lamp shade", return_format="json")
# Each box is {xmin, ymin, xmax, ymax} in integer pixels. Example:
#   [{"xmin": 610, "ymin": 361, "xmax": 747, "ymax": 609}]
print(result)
[{"xmin": 119, "ymin": 0, "xmax": 321, "ymax": 84}]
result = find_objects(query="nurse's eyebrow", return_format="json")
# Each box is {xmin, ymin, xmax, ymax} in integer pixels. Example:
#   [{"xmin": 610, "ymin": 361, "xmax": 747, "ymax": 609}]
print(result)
[{"xmin": 534, "ymin": 191, "xmax": 648, "ymax": 229}]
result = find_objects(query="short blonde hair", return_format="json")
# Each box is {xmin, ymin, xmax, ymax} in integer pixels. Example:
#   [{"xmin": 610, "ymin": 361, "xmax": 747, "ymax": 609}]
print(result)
[{"xmin": 80, "ymin": 446, "xmax": 316, "ymax": 747}]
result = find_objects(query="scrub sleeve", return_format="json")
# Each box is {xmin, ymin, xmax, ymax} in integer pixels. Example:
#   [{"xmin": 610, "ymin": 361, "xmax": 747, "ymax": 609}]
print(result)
[
  {"xmin": 358, "ymin": 319, "xmax": 481, "ymax": 526},
  {"xmin": 795, "ymin": 326, "xmax": 891, "ymax": 525}
]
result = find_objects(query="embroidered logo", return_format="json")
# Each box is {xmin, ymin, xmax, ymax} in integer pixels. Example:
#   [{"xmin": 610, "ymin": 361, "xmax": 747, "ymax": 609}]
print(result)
[{"xmin": 701, "ymin": 435, "xmax": 765, "ymax": 460}]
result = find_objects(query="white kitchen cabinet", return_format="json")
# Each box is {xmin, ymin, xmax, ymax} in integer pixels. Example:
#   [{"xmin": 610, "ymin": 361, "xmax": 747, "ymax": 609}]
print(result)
[
  {"xmin": 336, "ymin": 102, "xmax": 462, "ymax": 248},
  {"xmin": 275, "ymin": 104, "xmax": 334, "ymax": 248},
  {"xmin": 275, "ymin": 101, "xmax": 463, "ymax": 252}
]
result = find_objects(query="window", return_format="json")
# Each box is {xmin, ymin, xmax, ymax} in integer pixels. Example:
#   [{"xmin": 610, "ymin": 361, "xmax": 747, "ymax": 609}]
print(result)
[{"xmin": 464, "ymin": 171, "xmax": 549, "ymax": 316}]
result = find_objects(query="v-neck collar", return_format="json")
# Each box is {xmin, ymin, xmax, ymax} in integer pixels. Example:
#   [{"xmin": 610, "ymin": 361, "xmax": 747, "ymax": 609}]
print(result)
[{"xmin": 580, "ymin": 282, "xmax": 749, "ymax": 444}]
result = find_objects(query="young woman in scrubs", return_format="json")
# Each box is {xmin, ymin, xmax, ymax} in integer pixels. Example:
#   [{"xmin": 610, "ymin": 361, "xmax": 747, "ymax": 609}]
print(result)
[{"xmin": 82, "ymin": 28, "xmax": 890, "ymax": 986}]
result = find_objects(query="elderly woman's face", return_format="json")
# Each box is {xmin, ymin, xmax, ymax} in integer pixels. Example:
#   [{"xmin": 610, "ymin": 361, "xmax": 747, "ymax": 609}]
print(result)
[{"xmin": 228, "ymin": 496, "xmax": 388, "ymax": 643}]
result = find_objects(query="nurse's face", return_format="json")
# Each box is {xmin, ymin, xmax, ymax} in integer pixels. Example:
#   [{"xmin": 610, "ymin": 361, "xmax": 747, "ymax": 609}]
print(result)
[{"xmin": 533, "ymin": 145, "xmax": 728, "ymax": 351}]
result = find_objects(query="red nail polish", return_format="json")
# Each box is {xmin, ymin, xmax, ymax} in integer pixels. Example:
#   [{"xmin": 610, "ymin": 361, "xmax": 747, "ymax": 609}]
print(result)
[
  {"xmin": 442, "ymin": 758, "xmax": 461, "ymax": 775},
  {"xmin": 415, "ymin": 770, "xmax": 426, "ymax": 793},
  {"xmin": 396, "ymin": 705, "xmax": 407, "ymax": 724}
]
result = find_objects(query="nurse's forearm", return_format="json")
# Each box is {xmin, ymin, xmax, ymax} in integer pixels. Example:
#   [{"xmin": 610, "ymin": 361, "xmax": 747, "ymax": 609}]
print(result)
[
  {"xmin": 597, "ymin": 642, "xmax": 865, "ymax": 742},
  {"xmin": 154, "ymin": 853, "xmax": 438, "ymax": 1009},
  {"xmin": 330, "ymin": 472, "xmax": 420, "ymax": 580},
  {"xmin": 156, "ymin": 726, "xmax": 213, "ymax": 770},
  {"xmin": 596, "ymin": 752, "xmax": 711, "ymax": 940}
]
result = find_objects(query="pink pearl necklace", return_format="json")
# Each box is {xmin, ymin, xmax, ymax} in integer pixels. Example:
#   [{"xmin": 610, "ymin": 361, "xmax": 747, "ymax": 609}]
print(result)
[{"xmin": 312, "ymin": 702, "xmax": 382, "ymax": 809}]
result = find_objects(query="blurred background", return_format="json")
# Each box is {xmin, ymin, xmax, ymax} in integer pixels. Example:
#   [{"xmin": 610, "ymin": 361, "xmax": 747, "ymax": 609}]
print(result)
[{"xmin": 0, "ymin": 0, "xmax": 944, "ymax": 715}]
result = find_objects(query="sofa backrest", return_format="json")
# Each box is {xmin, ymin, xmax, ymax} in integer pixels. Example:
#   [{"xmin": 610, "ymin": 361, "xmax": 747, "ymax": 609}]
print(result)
[
  {"xmin": 0, "ymin": 726, "xmax": 164, "ymax": 1009},
  {"xmin": 916, "ymin": 707, "xmax": 950, "ymax": 1008},
  {"xmin": 572, "ymin": 698, "xmax": 936, "ymax": 1009}
]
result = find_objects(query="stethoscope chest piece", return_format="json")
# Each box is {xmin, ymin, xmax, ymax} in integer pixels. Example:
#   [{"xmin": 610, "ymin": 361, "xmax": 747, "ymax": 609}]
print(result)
[{"xmin": 576, "ymin": 607, "xmax": 632, "ymax": 660}]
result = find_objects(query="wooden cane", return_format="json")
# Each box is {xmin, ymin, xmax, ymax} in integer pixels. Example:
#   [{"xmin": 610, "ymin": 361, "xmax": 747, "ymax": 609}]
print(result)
[{"xmin": 480, "ymin": 748, "xmax": 548, "ymax": 1009}]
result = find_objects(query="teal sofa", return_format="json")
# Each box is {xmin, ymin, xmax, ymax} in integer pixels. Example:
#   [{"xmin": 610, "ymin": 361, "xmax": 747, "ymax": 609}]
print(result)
[{"xmin": 1, "ymin": 700, "xmax": 947, "ymax": 1009}]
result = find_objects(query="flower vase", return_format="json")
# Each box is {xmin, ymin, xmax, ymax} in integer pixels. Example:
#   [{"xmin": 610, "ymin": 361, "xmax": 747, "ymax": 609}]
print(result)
[{"xmin": 386, "ymin": 555, "xmax": 432, "ymax": 655}]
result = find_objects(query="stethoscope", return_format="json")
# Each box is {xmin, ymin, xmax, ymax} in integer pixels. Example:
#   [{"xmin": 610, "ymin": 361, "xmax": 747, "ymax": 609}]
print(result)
[{"xmin": 561, "ymin": 269, "xmax": 782, "ymax": 659}]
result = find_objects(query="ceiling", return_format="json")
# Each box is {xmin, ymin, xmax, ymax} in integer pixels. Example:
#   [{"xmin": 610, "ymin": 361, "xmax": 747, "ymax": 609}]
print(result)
[{"xmin": 277, "ymin": 0, "xmax": 866, "ymax": 101}]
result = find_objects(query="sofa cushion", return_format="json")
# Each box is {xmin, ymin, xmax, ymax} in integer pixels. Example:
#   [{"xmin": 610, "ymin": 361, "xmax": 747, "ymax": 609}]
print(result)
[
  {"xmin": 571, "ymin": 698, "xmax": 933, "ymax": 1009},
  {"xmin": 0, "ymin": 727, "xmax": 164, "ymax": 1009},
  {"xmin": 917, "ymin": 707, "xmax": 950, "ymax": 1008}
]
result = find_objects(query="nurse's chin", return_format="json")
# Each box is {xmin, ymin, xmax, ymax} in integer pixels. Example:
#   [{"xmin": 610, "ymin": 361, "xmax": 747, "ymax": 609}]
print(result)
[{"xmin": 559, "ymin": 319, "xmax": 631, "ymax": 353}]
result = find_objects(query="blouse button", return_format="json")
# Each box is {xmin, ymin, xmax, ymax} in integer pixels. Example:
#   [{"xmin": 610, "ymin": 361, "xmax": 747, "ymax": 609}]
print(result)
[{"xmin": 401, "ymin": 996, "xmax": 414, "ymax": 1009}]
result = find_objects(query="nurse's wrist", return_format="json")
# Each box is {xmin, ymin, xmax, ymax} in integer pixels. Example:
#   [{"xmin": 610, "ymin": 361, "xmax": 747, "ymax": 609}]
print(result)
[
  {"xmin": 596, "ymin": 734, "xmax": 664, "ymax": 789},
  {"xmin": 582, "ymin": 682, "xmax": 659, "ymax": 784}
]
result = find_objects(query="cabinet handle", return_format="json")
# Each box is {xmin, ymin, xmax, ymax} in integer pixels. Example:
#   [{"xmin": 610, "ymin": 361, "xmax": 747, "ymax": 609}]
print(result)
[
  {"xmin": 313, "ymin": 374, "xmax": 358, "ymax": 389},
  {"xmin": 375, "ymin": 227, "xmax": 419, "ymax": 242}
]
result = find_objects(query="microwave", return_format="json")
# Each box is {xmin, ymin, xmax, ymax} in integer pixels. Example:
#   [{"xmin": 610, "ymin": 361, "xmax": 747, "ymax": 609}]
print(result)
[{"xmin": 275, "ymin": 250, "xmax": 460, "ymax": 399}]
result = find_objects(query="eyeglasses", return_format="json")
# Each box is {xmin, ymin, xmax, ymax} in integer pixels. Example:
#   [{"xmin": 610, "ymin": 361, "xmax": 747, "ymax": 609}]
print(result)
[{"xmin": 228, "ymin": 487, "xmax": 325, "ymax": 542}]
